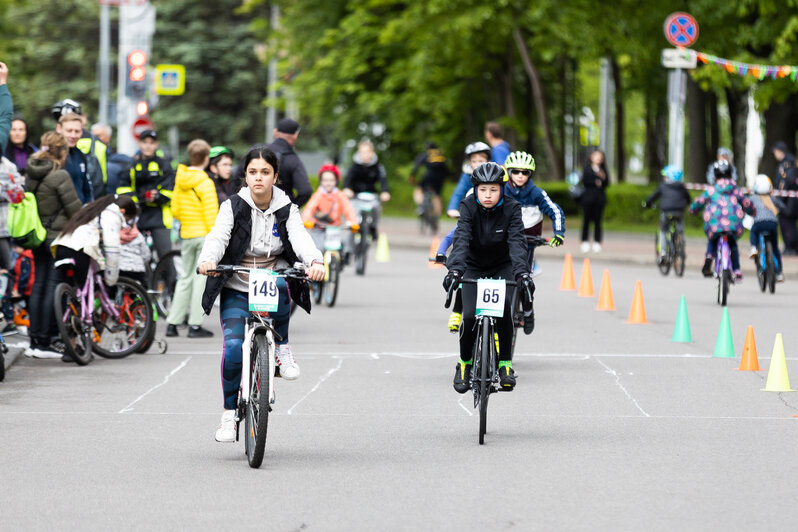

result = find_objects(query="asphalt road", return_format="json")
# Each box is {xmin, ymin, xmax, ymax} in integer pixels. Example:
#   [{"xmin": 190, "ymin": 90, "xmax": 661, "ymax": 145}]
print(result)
[{"xmin": 2, "ymin": 245, "xmax": 798, "ymax": 531}]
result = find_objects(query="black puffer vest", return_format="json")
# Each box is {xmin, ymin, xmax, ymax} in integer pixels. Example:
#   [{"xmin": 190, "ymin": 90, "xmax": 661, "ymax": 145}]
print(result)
[{"xmin": 201, "ymin": 194, "xmax": 312, "ymax": 315}]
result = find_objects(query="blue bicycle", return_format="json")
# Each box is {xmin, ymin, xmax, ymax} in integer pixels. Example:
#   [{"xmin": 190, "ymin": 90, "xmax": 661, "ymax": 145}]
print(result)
[
  {"xmin": 754, "ymin": 230, "xmax": 779, "ymax": 294},
  {"xmin": 715, "ymin": 233, "xmax": 735, "ymax": 306}
]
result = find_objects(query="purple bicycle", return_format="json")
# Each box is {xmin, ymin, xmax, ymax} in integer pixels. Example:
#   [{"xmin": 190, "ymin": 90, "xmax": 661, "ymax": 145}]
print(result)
[
  {"xmin": 715, "ymin": 233, "xmax": 735, "ymax": 306},
  {"xmin": 54, "ymin": 258, "xmax": 155, "ymax": 365}
]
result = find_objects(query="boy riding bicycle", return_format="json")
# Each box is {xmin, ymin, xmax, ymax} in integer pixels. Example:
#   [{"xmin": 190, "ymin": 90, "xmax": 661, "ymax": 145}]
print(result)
[
  {"xmin": 643, "ymin": 165, "xmax": 691, "ymax": 262},
  {"xmin": 689, "ymin": 160, "xmax": 755, "ymax": 281},
  {"xmin": 443, "ymin": 162, "xmax": 533, "ymax": 393}
]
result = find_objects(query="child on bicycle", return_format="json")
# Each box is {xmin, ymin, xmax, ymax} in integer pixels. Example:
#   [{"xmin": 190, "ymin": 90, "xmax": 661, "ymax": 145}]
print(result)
[
  {"xmin": 443, "ymin": 162, "xmax": 533, "ymax": 393},
  {"xmin": 643, "ymin": 165, "xmax": 691, "ymax": 263},
  {"xmin": 197, "ymin": 144, "xmax": 325, "ymax": 443},
  {"xmin": 748, "ymin": 174, "xmax": 785, "ymax": 282},
  {"xmin": 51, "ymin": 195, "xmax": 138, "ymax": 360},
  {"xmin": 302, "ymin": 164, "xmax": 359, "ymax": 255},
  {"xmin": 689, "ymin": 160, "xmax": 755, "ymax": 281},
  {"xmin": 504, "ymin": 150, "xmax": 565, "ymax": 276},
  {"xmin": 438, "ymin": 142, "xmax": 492, "ymax": 333}
]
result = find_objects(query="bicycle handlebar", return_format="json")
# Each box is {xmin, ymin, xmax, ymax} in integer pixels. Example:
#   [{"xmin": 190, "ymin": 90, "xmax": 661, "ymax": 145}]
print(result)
[{"xmin": 197, "ymin": 265, "xmax": 308, "ymax": 279}]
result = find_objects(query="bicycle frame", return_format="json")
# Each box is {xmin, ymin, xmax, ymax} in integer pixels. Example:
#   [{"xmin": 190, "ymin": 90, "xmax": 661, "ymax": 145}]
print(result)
[
  {"xmin": 759, "ymin": 232, "xmax": 779, "ymax": 273},
  {"xmin": 66, "ymin": 260, "xmax": 121, "ymax": 331},
  {"xmin": 715, "ymin": 234, "xmax": 732, "ymax": 278}
]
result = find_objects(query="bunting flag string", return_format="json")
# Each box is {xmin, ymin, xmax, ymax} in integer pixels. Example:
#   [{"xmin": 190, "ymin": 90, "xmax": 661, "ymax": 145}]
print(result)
[{"xmin": 692, "ymin": 50, "xmax": 798, "ymax": 81}]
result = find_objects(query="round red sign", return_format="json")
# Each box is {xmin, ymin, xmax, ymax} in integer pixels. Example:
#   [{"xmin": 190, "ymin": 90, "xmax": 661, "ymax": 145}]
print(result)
[
  {"xmin": 664, "ymin": 12, "xmax": 699, "ymax": 48},
  {"xmin": 132, "ymin": 117, "xmax": 154, "ymax": 139}
]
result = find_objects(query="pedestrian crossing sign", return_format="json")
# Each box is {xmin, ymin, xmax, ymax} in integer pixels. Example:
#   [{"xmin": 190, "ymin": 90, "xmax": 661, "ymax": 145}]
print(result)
[{"xmin": 154, "ymin": 64, "xmax": 186, "ymax": 96}]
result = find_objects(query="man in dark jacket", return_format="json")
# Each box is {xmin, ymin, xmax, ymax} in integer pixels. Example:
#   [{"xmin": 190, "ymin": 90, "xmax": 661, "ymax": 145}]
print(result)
[
  {"xmin": 772, "ymin": 141, "xmax": 798, "ymax": 255},
  {"xmin": 266, "ymin": 118, "xmax": 312, "ymax": 207}
]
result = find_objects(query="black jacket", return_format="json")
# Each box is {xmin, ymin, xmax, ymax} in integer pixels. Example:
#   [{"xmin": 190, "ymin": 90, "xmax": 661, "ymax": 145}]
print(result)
[
  {"xmin": 201, "ymin": 194, "xmax": 312, "ymax": 315},
  {"xmin": 343, "ymin": 154, "xmax": 390, "ymax": 194},
  {"xmin": 447, "ymin": 194, "xmax": 529, "ymax": 279},
  {"xmin": 644, "ymin": 181, "xmax": 691, "ymax": 213},
  {"xmin": 580, "ymin": 163, "xmax": 609, "ymax": 206},
  {"xmin": 267, "ymin": 137, "xmax": 312, "ymax": 207},
  {"xmin": 117, "ymin": 153, "xmax": 175, "ymax": 231}
]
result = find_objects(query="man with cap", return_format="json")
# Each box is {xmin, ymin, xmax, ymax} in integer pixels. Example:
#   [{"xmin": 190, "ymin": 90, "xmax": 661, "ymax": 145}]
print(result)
[
  {"xmin": 772, "ymin": 141, "xmax": 798, "ymax": 255},
  {"xmin": 117, "ymin": 128, "xmax": 175, "ymax": 264},
  {"xmin": 266, "ymin": 118, "xmax": 312, "ymax": 207}
]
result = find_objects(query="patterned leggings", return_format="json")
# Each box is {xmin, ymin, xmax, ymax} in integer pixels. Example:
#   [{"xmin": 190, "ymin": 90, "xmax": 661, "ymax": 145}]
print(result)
[{"xmin": 219, "ymin": 282, "xmax": 291, "ymax": 410}]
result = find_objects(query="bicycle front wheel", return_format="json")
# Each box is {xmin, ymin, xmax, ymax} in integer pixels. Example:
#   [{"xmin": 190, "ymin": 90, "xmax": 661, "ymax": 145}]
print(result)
[
  {"xmin": 245, "ymin": 333, "xmax": 272, "ymax": 468},
  {"xmin": 478, "ymin": 321, "xmax": 491, "ymax": 445},
  {"xmin": 355, "ymin": 225, "xmax": 369, "ymax": 275},
  {"xmin": 54, "ymin": 283, "xmax": 93, "ymax": 365},
  {"xmin": 93, "ymin": 278, "xmax": 155, "ymax": 358},
  {"xmin": 325, "ymin": 254, "xmax": 341, "ymax": 307},
  {"xmin": 719, "ymin": 270, "xmax": 730, "ymax": 306}
]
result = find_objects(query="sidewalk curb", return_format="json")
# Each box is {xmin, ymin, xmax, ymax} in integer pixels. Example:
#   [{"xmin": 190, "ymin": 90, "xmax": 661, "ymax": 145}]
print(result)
[{"xmin": 2, "ymin": 345, "xmax": 25, "ymax": 373}]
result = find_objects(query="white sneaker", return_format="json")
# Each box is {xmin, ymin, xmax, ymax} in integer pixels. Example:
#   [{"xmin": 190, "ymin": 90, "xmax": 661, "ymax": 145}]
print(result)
[
  {"xmin": 592, "ymin": 242, "xmax": 602, "ymax": 253},
  {"xmin": 32, "ymin": 347, "xmax": 62, "ymax": 359},
  {"xmin": 215, "ymin": 410, "xmax": 236, "ymax": 442},
  {"xmin": 580, "ymin": 241, "xmax": 590, "ymax": 253},
  {"xmin": 749, "ymin": 246, "xmax": 758, "ymax": 258},
  {"xmin": 275, "ymin": 344, "xmax": 300, "ymax": 380},
  {"xmin": 777, "ymin": 272, "xmax": 785, "ymax": 283}
]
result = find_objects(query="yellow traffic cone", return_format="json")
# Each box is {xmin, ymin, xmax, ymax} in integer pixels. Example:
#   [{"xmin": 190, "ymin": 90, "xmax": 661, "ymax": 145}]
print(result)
[
  {"xmin": 762, "ymin": 333, "xmax": 795, "ymax": 392},
  {"xmin": 375, "ymin": 233, "xmax": 390, "ymax": 263}
]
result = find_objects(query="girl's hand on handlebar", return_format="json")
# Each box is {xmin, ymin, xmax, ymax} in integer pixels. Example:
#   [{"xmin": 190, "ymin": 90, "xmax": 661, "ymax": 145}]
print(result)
[
  {"xmin": 343, "ymin": 188, "xmax": 354, "ymax": 199},
  {"xmin": 198, "ymin": 261, "xmax": 218, "ymax": 277},
  {"xmin": 307, "ymin": 262, "xmax": 326, "ymax": 282},
  {"xmin": 380, "ymin": 192, "xmax": 391, "ymax": 202}
]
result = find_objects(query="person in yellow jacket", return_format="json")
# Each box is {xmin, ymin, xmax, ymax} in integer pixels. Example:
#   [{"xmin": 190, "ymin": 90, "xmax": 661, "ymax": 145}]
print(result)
[{"xmin": 166, "ymin": 139, "xmax": 219, "ymax": 338}]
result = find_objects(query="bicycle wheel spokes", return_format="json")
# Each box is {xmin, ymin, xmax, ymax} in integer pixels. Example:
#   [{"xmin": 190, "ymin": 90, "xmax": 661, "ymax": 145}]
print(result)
[
  {"xmin": 54, "ymin": 283, "xmax": 92, "ymax": 365},
  {"xmin": 246, "ymin": 334, "xmax": 271, "ymax": 468},
  {"xmin": 93, "ymin": 279, "xmax": 155, "ymax": 358}
]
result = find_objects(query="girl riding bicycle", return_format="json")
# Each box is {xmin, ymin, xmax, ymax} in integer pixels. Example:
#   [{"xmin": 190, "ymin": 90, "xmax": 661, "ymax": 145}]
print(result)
[
  {"xmin": 444, "ymin": 162, "xmax": 533, "ymax": 393},
  {"xmin": 51, "ymin": 195, "xmax": 138, "ymax": 360},
  {"xmin": 748, "ymin": 175, "xmax": 785, "ymax": 282},
  {"xmin": 689, "ymin": 160, "xmax": 755, "ymax": 281},
  {"xmin": 197, "ymin": 144, "xmax": 325, "ymax": 443}
]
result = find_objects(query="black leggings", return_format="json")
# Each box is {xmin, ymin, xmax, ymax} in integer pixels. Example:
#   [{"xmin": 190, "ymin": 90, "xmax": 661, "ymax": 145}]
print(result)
[
  {"xmin": 459, "ymin": 267, "xmax": 515, "ymax": 363},
  {"xmin": 29, "ymin": 242, "xmax": 60, "ymax": 347},
  {"xmin": 581, "ymin": 202, "xmax": 604, "ymax": 243}
]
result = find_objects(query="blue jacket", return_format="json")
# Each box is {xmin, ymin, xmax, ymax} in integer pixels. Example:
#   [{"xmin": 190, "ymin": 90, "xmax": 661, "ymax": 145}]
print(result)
[
  {"xmin": 491, "ymin": 141, "xmax": 511, "ymax": 165},
  {"xmin": 504, "ymin": 181, "xmax": 565, "ymax": 237},
  {"xmin": 447, "ymin": 172, "xmax": 472, "ymax": 212}
]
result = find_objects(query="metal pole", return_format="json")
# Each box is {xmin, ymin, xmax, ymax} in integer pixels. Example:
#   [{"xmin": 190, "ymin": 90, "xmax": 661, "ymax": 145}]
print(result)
[
  {"xmin": 265, "ymin": 4, "xmax": 279, "ymax": 143},
  {"xmin": 598, "ymin": 57, "xmax": 615, "ymax": 178},
  {"xmin": 99, "ymin": 2, "xmax": 110, "ymax": 125},
  {"xmin": 667, "ymin": 68, "xmax": 686, "ymax": 169}
]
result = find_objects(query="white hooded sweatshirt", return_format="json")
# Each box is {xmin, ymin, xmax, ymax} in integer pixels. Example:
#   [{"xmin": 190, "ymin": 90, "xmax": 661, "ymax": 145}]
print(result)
[{"xmin": 198, "ymin": 185, "xmax": 323, "ymax": 293}]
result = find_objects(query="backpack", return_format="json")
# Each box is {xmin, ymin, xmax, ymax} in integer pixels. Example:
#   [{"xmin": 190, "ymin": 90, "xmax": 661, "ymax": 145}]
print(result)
[{"xmin": 8, "ymin": 179, "xmax": 59, "ymax": 249}]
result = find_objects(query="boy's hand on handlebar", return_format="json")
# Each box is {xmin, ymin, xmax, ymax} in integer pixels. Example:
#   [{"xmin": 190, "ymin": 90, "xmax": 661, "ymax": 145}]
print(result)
[
  {"xmin": 442, "ymin": 270, "xmax": 461, "ymax": 292},
  {"xmin": 198, "ymin": 261, "xmax": 218, "ymax": 277},
  {"xmin": 446, "ymin": 209, "xmax": 460, "ymax": 219},
  {"xmin": 307, "ymin": 262, "xmax": 326, "ymax": 282},
  {"xmin": 549, "ymin": 235, "xmax": 564, "ymax": 247}
]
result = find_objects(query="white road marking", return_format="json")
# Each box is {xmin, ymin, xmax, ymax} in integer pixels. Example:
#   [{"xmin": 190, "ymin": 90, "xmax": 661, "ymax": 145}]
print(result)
[
  {"xmin": 118, "ymin": 357, "xmax": 192, "ymax": 414},
  {"xmin": 160, "ymin": 350, "xmax": 726, "ymax": 359},
  {"xmin": 457, "ymin": 394, "xmax": 473, "ymax": 416},
  {"xmin": 594, "ymin": 357, "xmax": 651, "ymax": 418},
  {"xmin": 286, "ymin": 357, "xmax": 343, "ymax": 415}
]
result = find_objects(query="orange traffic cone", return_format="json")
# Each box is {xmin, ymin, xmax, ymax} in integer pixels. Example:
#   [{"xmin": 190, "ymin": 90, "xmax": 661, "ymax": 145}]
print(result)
[
  {"xmin": 428, "ymin": 237, "xmax": 443, "ymax": 269},
  {"xmin": 596, "ymin": 269, "xmax": 615, "ymax": 311},
  {"xmin": 560, "ymin": 253, "xmax": 576, "ymax": 291},
  {"xmin": 737, "ymin": 326, "xmax": 760, "ymax": 371},
  {"xmin": 626, "ymin": 280, "xmax": 648, "ymax": 324},
  {"xmin": 577, "ymin": 258, "xmax": 594, "ymax": 297}
]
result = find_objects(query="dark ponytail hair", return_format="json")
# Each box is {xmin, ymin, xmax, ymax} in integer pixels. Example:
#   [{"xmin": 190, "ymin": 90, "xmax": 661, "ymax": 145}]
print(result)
[
  {"xmin": 237, "ymin": 144, "xmax": 280, "ymax": 187},
  {"xmin": 60, "ymin": 195, "xmax": 138, "ymax": 236}
]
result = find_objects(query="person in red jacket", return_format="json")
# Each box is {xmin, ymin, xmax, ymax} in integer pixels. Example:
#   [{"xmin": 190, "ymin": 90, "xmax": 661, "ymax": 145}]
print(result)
[{"xmin": 2, "ymin": 244, "xmax": 33, "ymax": 335}]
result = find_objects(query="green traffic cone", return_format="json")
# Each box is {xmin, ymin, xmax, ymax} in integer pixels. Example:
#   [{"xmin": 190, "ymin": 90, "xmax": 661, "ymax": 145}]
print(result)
[
  {"xmin": 672, "ymin": 295, "xmax": 692, "ymax": 342},
  {"xmin": 713, "ymin": 307, "xmax": 735, "ymax": 357}
]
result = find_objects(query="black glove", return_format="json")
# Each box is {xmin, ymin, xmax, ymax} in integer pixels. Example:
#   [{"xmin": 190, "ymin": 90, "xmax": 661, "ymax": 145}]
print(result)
[
  {"xmin": 435, "ymin": 253, "xmax": 447, "ymax": 265},
  {"xmin": 516, "ymin": 273, "xmax": 535, "ymax": 311},
  {"xmin": 443, "ymin": 270, "xmax": 462, "ymax": 292}
]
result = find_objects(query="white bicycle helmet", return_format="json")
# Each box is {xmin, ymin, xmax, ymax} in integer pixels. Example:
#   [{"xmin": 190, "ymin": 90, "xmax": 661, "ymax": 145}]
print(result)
[
  {"xmin": 464, "ymin": 142, "xmax": 491, "ymax": 157},
  {"xmin": 753, "ymin": 174, "xmax": 773, "ymax": 194}
]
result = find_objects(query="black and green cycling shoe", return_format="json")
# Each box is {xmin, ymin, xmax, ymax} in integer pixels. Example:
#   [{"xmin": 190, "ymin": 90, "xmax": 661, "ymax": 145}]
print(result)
[
  {"xmin": 453, "ymin": 362, "xmax": 472, "ymax": 394},
  {"xmin": 499, "ymin": 365, "xmax": 516, "ymax": 390}
]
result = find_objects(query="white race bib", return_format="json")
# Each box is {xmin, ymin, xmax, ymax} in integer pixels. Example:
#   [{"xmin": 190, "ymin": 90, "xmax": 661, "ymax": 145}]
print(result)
[
  {"xmin": 475, "ymin": 279, "xmax": 506, "ymax": 318},
  {"xmin": 249, "ymin": 269, "xmax": 279, "ymax": 312}
]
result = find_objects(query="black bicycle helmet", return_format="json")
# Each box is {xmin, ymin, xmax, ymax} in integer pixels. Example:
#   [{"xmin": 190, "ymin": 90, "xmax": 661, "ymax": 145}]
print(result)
[
  {"xmin": 713, "ymin": 159, "xmax": 732, "ymax": 180},
  {"xmin": 470, "ymin": 161, "xmax": 507, "ymax": 186},
  {"xmin": 51, "ymin": 98, "xmax": 82, "ymax": 120}
]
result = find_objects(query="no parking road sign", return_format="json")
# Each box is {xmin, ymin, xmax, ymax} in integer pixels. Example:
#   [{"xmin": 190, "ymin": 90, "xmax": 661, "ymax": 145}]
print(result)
[
  {"xmin": 664, "ymin": 12, "xmax": 699, "ymax": 48},
  {"xmin": 154, "ymin": 64, "xmax": 186, "ymax": 96}
]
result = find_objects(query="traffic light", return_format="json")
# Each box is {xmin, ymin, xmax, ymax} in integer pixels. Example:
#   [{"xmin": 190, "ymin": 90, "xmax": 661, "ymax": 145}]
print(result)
[
  {"xmin": 126, "ymin": 50, "xmax": 148, "ymax": 97},
  {"xmin": 136, "ymin": 101, "xmax": 149, "ymax": 116}
]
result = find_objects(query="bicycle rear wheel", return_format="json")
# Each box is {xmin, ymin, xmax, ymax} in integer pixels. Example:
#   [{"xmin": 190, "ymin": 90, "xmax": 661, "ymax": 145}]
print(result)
[
  {"xmin": 766, "ymin": 241, "xmax": 776, "ymax": 294},
  {"xmin": 656, "ymin": 233, "xmax": 670, "ymax": 275},
  {"xmin": 54, "ymin": 283, "xmax": 92, "ymax": 365},
  {"xmin": 478, "ymin": 321, "xmax": 491, "ymax": 445},
  {"xmin": 355, "ymin": 225, "xmax": 369, "ymax": 275},
  {"xmin": 672, "ymin": 232, "xmax": 685, "ymax": 277},
  {"xmin": 719, "ymin": 270, "xmax": 730, "ymax": 306},
  {"xmin": 150, "ymin": 250, "xmax": 182, "ymax": 319},
  {"xmin": 245, "ymin": 333, "xmax": 272, "ymax": 468},
  {"xmin": 93, "ymin": 278, "xmax": 155, "ymax": 358},
  {"xmin": 324, "ymin": 254, "xmax": 341, "ymax": 307}
]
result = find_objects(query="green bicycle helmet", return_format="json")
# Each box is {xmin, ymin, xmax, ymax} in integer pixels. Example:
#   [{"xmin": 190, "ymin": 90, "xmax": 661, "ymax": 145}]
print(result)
[
  {"xmin": 505, "ymin": 151, "xmax": 536, "ymax": 171},
  {"xmin": 209, "ymin": 146, "xmax": 234, "ymax": 160}
]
